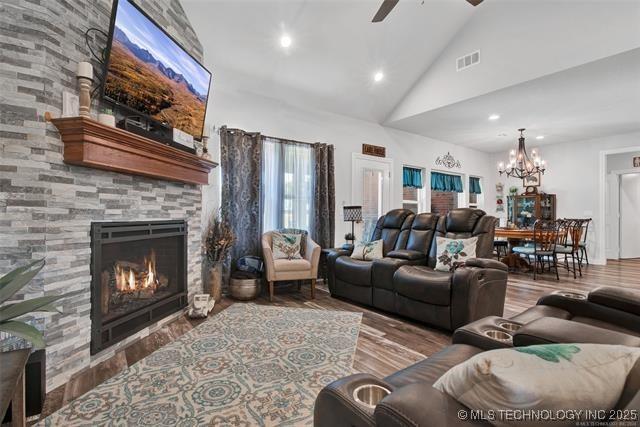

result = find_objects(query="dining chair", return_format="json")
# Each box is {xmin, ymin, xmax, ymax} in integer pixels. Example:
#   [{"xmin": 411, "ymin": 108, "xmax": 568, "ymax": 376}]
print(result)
[
  {"xmin": 513, "ymin": 219, "xmax": 559, "ymax": 280},
  {"xmin": 556, "ymin": 219, "xmax": 585, "ymax": 279},
  {"xmin": 578, "ymin": 218, "xmax": 592, "ymax": 266},
  {"xmin": 492, "ymin": 218, "xmax": 509, "ymax": 259}
]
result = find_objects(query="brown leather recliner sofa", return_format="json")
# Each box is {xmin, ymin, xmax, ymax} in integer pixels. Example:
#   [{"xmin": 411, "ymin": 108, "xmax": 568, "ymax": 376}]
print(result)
[
  {"xmin": 511, "ymin": 286, "xmax": 640, "ymax": 336},
  {"xmin": 327, "ymin": 208, "xmax": 508, "ymax": 330},
  {"xmin": 314, "ymin": 286, "xmax": 640, "ymax": 427}
]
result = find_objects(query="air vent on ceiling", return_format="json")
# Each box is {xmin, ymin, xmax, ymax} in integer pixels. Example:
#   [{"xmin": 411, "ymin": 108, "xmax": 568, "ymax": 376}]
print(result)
[{"xmin": 456, "ymin": 50, "xmax": 480, "ymax": 71}]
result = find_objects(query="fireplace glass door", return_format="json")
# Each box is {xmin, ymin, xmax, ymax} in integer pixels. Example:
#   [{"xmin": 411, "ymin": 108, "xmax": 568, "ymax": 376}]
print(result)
[{"xmin": 91, "ymin": 221, "xmax": 187, "ymax": 354}]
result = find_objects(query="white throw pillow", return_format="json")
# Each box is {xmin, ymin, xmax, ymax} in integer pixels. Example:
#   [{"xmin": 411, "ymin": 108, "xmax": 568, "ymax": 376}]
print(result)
[
  {"xmin": 351, "ymin": 239, "xmax": 383, "ymax": 261},
  {"xmin": 272, "ymin": 233, "xmax": 302, "ymax": 260},
  {"xmin": 434, "ymin": 236, "xmax": 478, "ymax": 272},
  {"xmin": 433, "ymin": 344, "xmax": 640, "ymax": 427}
]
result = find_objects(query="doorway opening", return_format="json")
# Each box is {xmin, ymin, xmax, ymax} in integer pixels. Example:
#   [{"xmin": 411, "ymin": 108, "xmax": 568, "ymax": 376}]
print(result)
[
  {"xmin": 351, "ymin": 154, "xmax": 393, "ymax": 243},
  {"xmin": 604, "ymin": 150, "xmax": 640, "ymax": 260}
]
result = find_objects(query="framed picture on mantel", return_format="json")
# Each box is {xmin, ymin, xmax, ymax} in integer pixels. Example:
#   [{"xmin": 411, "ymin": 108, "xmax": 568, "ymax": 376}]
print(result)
[{"xmin": 634, "ymin": 156, "xmax": 640, "ymax": 168}]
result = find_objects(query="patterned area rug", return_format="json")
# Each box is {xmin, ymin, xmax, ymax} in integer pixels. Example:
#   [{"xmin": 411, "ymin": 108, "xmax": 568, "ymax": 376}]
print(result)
[{"xmin": 41, "ymin": 303, "xmax": 362, "ymax": 426}]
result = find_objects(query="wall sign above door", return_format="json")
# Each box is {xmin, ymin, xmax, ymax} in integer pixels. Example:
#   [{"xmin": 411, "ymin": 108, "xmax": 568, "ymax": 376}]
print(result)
[
  {"xmin": 435, "ymin": 152, "xmax": 462, "ymax": 169},
  {"xmin": 362, "ymin": 143, "xmax": 386, "ymax": 158}
]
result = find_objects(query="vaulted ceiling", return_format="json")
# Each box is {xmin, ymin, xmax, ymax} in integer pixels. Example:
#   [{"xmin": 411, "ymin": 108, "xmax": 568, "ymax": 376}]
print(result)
[
  {"xmin": 183, "ymin": 0, "xmax": 640, "ymax": 151},
  {"xmin": 182, "ymin": 0, "xmax": 477, "ymax": 122}
]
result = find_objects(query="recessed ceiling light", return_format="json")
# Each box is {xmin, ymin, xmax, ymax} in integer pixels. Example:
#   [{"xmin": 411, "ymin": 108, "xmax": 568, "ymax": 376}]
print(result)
[
  {"xmin": 280, "ymin": 34, "xmax": 292, "ymax": 48},
  {"xmin": 536, "ymin": 135, "xmax": 545, "ymax": 140},
  {"xmin": 373, "ymin": 71, "xmax": 384, "ymax": 82},
  {"xmin": 488, "ymin": 114, "xmax": 500, "ymax": 121}
]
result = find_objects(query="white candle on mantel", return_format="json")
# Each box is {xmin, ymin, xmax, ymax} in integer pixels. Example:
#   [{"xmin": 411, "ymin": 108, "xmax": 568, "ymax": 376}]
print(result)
[
  {"xmin": 202, "ymin": 124, "xmax": 210, "ymax": 138},
  {"xmin": 76, "ymin": 61, "xmax": 93, "ymax": 80}
]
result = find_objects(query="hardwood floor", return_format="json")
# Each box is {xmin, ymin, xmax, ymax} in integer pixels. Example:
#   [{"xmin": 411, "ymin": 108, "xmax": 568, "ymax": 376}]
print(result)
[{"xmin": 38, "ymin": 258, "xmax": 640, "ymax": 421}]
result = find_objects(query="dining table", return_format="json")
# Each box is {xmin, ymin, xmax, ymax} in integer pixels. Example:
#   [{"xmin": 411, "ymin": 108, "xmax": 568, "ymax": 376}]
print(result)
[
  {"xmin": 494, "ymin": 227, "xmax": 539, "ymax": 270},
  {"xmin": 494, "ymin": 227, "xmax": 537, "ymax": 240}
]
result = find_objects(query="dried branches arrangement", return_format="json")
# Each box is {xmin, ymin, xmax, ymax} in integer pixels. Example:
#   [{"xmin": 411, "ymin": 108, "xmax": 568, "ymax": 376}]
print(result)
[{"xmin": 203, "ymin": 209, "xmax": 235, "ymax": 264}]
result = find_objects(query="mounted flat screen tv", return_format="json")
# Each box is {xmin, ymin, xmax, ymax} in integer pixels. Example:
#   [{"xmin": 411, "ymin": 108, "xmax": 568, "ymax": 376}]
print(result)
[{"xmin": 102, "ymin": 0, "xmax": 211, "ymax": 140}]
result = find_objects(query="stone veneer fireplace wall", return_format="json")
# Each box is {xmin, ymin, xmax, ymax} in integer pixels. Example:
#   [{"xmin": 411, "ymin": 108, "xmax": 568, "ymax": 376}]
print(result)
[{"xmin": 0, "ymin": 0, "xmax": 205, "ymax": 391}]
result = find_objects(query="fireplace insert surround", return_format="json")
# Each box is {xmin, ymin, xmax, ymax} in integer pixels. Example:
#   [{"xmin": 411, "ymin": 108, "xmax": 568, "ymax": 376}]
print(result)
[{"xmin": 90, "ymin": 220, "xmax": 188, "ymax": 354}]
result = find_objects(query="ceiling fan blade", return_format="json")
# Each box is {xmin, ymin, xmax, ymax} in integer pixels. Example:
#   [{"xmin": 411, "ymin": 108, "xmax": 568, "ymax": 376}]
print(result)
[
  {"xmin": 466, "ymin": 0, "xmax": 484, "ymax": 6},
  {"xmin": 372, "ymin": 0, "xmax": 400, "ymax": 22}
]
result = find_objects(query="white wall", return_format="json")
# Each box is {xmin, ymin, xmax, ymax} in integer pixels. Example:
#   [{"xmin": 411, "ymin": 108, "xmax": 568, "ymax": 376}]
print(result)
[
  {"xmin": 202, "ymin": 87, "xmax": 496, "ymax": 244},
  {"xmin": 490, "ymin": 131, "xmax": 640, "ymax": 264},
  {"xmin": 388, "ymin": 1, "xmax": 640, "ymax": 122}
]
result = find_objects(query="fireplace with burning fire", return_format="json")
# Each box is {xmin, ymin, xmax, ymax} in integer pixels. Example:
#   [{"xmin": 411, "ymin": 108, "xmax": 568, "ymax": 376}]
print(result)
[{"xmin": 90, "ymin": 220, "xmax": 187, "ymax": 354}]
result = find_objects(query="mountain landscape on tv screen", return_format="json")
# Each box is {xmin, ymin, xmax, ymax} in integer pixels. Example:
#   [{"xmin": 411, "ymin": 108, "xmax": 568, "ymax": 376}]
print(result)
[{"xmin": 104, "ymin": 27, "xmax": 208, "ymax": 138}]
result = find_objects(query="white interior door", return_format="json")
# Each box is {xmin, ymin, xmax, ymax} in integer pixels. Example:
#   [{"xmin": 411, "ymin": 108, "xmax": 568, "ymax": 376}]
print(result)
[
  {"xmin": 352, "ymin": 154, "xmax": 392, "ymax": 243},
  {"xmin": 605, "ymin": 173, "xmax": 620, "ymax": 259},
  {"xmin": 620, "ymin": 173, "xmax": 640, "ymax": 259}
]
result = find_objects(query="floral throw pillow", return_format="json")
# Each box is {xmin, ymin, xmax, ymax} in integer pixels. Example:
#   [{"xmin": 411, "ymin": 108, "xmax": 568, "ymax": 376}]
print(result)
[
  {"xmin": 434, "ymin": 344, "xmax": 640, "ymax": 427},
  {"xmin": 350, "ymin": 239, "xmax": 383, "ymax": 261},
  {"xmin": 272, "ymin": 233, "xmax": 302, "ymax": 260},
  {"xmin": 434, "ymin": 236, "xmax": 478, "ymax": 272}
]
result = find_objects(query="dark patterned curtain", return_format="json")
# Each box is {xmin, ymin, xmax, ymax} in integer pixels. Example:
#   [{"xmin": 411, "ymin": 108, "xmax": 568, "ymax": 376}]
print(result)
[
  {"xmin": 312, "ymin": 143, "xmax": 335, "ymax": 249},
  {"xmin": 220, "ymin": 127, "xmax": 262, "ymax": 267}
]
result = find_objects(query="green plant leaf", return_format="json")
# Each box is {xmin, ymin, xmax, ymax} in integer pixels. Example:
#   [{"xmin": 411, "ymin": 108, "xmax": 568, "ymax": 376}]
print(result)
[
  {"xmin": 0, "ymin": 259, "xmax": 45, "ymax": 304},
  {"xmin": 516, "ymin": 344, "xmax": 581, "ymax": 363},
  {"xmin": 0, "ymin": 294, "xmax": 65, "ymax": 322},
  {"xmin": 35, "ymin": 303, "xmax": 63, "ymax": 314},
  {"xmin": 0, "ymin": 320, "xmax": 45, "ymax": 348},
  {"xmin": 0, "ymin": 259, "xmax": 43, "ymax": 287}
]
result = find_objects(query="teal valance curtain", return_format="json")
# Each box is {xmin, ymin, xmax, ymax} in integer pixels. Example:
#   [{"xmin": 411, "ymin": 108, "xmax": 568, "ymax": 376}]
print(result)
[
  {"xmin": 431, "ymin": 172, "xmax": 463, "ymax": 193},
  {"xmin": 469, "ymin": 177, "xmax": 482, "ymax": 194},
  {"xmin": 403, "ymin": 167, "xmax": 423, "ymax": 188}
]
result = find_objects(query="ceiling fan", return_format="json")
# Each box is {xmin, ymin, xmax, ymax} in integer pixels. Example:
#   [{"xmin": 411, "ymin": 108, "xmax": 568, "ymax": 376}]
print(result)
[{"xmin": 372, "ymin": 0, "xmax": 484, "ymax": 23}]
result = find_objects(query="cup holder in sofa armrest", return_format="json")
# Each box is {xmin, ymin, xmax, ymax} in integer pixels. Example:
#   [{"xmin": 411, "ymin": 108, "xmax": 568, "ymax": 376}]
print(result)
[
  {"xmin": 353, "ymin": 384, "xmax": 392, "ymax": 409},
  {"xmin": 314, "ymin": 373, "xmax": 394, "ymax": 427},
  {"xmin": 484, "ymin": 329, "xmax": 513, "ymax": 342},
  {"xmin": 452, "ymin": 316, "xmax": 519, "ymax": 350},
  {"xmin": 553, "ymin": 290, "xmax": 587, "ymax": 300},
  {"xmin": 513, "ymin": 317, "xmax": 640, "ymax": 347},
  {"xmin": 498, "ymin": 321, "xmax": 521, "ymax": 332}
]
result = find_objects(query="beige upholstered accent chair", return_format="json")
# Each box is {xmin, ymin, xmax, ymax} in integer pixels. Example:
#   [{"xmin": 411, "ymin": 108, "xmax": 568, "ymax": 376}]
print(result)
[{"xmin": 261, "ymin": 231, "xmax": 321, "ymax": 301}]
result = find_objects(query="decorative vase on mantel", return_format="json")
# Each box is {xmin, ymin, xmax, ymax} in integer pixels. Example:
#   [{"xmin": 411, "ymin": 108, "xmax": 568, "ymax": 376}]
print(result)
[{"xmin": 208, "ymin": 261, "xmax": 223, "ymax": 303}]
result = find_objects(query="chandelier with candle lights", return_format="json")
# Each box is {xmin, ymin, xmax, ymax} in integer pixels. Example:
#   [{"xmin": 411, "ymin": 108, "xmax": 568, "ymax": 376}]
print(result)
[{"xmin": 497, "ymin": 128, "xmax": 546, "ymax": 179}]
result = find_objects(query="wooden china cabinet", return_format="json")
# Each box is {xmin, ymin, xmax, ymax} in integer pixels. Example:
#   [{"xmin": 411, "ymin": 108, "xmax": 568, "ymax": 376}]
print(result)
[{"xmin": 507, "ymin": 193, "xmax": 556, "ymax": 228}]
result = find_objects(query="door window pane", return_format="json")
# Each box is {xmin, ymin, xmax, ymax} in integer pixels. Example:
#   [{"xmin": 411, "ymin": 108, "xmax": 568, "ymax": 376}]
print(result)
[{"xmin": 362, "ymin": 168, "xmax": 384, "ymax": 241}]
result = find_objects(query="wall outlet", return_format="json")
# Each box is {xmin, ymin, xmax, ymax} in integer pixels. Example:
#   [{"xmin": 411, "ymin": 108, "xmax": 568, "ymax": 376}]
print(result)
[{"xmin": 62, "ymin": 91, "xmax": 79, "ymax": 117}]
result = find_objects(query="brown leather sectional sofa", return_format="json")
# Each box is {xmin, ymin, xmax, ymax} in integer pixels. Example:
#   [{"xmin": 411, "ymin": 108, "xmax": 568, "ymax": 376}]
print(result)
[
  {"xmin": 314, "ymin": 286, "xmax": 640, "ymax": 426},
  {"xmin": 327, "ymin": 208, "xmax": 508, "ymax": 330}
]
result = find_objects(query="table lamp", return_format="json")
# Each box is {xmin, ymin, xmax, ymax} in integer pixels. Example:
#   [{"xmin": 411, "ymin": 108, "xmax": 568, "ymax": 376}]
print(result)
[{"xmin": 343, "ymin": 205, "xmax": 362, "ymax": 245}]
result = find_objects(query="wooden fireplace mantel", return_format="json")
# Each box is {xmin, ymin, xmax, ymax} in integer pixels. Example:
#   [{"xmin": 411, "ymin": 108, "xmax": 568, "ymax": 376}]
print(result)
[{"xmin": 49, "ymin": 116, "xmax": 218, "ymax": 185}]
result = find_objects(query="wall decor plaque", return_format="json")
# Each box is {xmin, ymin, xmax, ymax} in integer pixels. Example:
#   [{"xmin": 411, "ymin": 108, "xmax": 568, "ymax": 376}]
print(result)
[
  {"xmin": 362, "ymin": 144, "xmax": 386, "ymax": 157},
  {"xmin": 435, "ymin": 152, "xmax": 461, "ymax": 169}
]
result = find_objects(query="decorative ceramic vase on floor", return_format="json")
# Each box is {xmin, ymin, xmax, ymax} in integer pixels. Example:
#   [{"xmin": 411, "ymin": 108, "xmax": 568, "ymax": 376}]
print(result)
[{"xmin": 208, "ymin": 262, "xmax": 223, "ymax": 302}]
